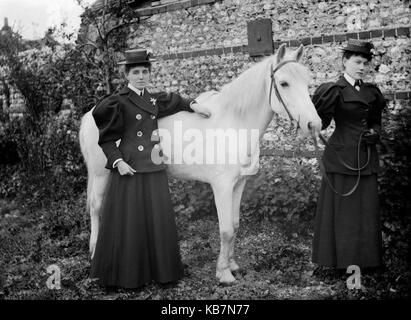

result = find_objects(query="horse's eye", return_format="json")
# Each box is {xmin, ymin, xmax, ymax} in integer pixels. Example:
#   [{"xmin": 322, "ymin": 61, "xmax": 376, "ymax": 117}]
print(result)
[{"xmin": 280, "ymin": 82, "xmax": 289, "ymax": 88}]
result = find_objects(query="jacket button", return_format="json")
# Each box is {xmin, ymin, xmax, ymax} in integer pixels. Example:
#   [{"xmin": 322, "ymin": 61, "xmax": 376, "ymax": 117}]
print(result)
[
  {"xmin": 138, "ymin": 145, "xmax": 144, "ymax": 151},
  {"xmin": 136, "ymin": 114, "xmax": 142, "ymax": 120},
  {"xmin": 151, "ymin": 115, "xmax": 156, "ymax": 120},
  {"xmin": 137, "ymin": 131, "xmax": 143, "ymax": 137},
  {"xmin": 154, "ymin": 144, "xmax": 160, "ymax": 149}
]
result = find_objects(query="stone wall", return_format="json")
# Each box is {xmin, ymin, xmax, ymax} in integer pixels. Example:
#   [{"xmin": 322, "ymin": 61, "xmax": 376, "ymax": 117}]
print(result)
[
  {"xmin": 118, "ymin": 0, "xmax": 411, "ymax": 155},
  {"xmin": 123, "ymin": 0, "xmax": 411, "ymax": 96},
  {"xmin": 130, "ymin": 0, "xmax": 409, "ymax": 54},
  {"xmin": 145, "ymin": 36, "xmax": 410, "ymax": 97}
]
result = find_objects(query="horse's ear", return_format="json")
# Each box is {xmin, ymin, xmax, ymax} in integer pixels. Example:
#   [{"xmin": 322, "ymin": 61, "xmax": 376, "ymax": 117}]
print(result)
[
  {"xmin": 294, "ymin": 44, "xmax": 304, "ymax": 62},
  {"xmin": 276, "ymin": 44, "xmax": 286, "ymax": 64}
]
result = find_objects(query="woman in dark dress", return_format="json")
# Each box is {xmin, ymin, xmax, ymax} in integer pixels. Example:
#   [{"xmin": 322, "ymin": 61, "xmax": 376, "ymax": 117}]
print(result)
[
  {"xmin": 90, "ymin": 49, "xmax": 209, "ymax": 289},
  {"xmin": 312, "ymin": 40, "xmax": 386, "ymax": 271}
]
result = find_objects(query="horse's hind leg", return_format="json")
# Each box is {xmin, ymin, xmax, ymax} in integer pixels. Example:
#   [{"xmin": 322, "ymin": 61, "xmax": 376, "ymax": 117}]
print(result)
[
  {"xmin": 229, "ymin": 177, "xmax": 247, "ymax": 273},
  {"xmin": 212, "ymin": 181, "xmax": 236, "ymax": 284},
  {"xmin": 89, "ymin": 173, "xmax": 109, "ymax": 259}
]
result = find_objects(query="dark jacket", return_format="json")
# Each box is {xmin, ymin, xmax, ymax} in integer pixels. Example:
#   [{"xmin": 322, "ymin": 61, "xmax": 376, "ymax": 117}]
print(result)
[
  {"xmin": 92, "ymin": 86, "xmax": 195, "ymax": 172},
  {"xmin": 312, "ymin": 76, "xmax": 386, "ymax": 175}
]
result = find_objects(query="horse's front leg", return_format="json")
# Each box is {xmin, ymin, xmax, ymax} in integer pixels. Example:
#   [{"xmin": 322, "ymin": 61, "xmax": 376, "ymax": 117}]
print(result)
[
  {"xmin": 229, "ymin": 177, "xmax": 247, "ymax": 273},
  {"xmin": 212, "ymin": 181, "xmax": 236, "ymax": 284}
]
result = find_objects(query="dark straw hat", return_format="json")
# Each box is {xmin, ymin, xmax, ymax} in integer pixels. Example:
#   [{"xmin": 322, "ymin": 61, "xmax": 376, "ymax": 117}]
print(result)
[
  {"xmin": 341, "ymin": 39, "xmax": 374, "ymax": 56},
  {"xmin": 117, "ymin": 49, "xmax": 156, "ymax": 65}
]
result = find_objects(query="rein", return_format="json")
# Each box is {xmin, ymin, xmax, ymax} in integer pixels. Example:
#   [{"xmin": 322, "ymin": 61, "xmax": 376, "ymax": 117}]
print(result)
[
  {"xmin": 270, "ymin": 60, "xmax": 371, "ymax": 196},
  {"xmin": 310, "ymin": 129, "xmax": 371, "ymax": 197},
  {"xmin": 269, "ymin": 60, "xmax": 297, "ymax": 122}
]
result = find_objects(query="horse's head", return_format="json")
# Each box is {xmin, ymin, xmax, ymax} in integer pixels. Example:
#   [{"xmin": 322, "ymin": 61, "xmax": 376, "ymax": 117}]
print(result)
[{"xmin": 268, "ymin": 44, "xmax": 322, "ymax": 137}]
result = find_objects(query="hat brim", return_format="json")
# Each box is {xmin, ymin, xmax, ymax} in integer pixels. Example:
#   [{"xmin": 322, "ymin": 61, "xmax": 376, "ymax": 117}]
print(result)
[
  {"xmin": 117, "ymin": 59, "xmax": 157, "ymax": 65},
  {"xmin": 340, "ymin": 47, "xmax": 373, "ymax": 56}
]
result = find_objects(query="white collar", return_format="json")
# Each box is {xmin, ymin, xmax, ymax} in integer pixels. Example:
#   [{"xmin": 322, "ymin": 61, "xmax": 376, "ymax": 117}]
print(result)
[
  {"xmin": 344, "ymin": 73, "xmax": 358, "ymax": 87},
  {"xmin": 128, "ymin": 83, "xmax": 144, "ymax": 96}
]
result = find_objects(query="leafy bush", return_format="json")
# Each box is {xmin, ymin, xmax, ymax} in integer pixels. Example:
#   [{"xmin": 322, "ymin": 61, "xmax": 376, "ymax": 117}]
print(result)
[
  {"xmin": 167, "ymin": 155, "xmax": 321, "ymax": 225},
  {"xmin": 379, "ymin": 100, "xmax": 411, "ymax": 217},
  {"xmin": 242, "ymin": 156, "xmax": 320, "ymax": 222},
  {"xmin": 0, "ymin": 113, "xmax": 20, "ymax": 166},
  {"xmin": 38, "ymin": 197, "xmax": 89, "ymax": 242},
  {"xmin": 169, "ymin": 178, "xmax": 216, "ymax": 220},
  {"xmin": 0, "ymin": 112, "xmax": 87, "ymax": 203}
]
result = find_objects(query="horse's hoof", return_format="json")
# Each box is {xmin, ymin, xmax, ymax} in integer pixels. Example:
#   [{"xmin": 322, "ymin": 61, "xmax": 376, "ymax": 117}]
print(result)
[
  {"xmin": 216, "ymin": 269, "xmax": 236, "ymax": 285},
  {"xmin": 229, "ymin": 260, "xmax": 240, "ymax": 272}
]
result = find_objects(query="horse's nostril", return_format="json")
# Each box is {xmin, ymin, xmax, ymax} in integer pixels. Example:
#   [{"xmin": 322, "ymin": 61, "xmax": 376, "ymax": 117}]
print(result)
[{"xmin": 307, "ymin": 122, "xmax": 312, "ymax": 130}]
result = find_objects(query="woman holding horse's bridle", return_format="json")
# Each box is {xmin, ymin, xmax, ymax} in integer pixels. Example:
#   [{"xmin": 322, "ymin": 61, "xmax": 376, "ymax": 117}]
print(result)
[
  {"xmin": 311, "ymin": 39, "xmax": 386, "ymax": 273},
  {"xmin": 89, "ymin": 49, "xmax": 210, "ymax": 289}
]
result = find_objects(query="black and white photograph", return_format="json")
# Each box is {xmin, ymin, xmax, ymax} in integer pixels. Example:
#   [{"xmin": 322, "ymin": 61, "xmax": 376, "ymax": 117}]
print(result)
[{"xmin": 0, "ymin": 0, "xmax": 410, "ymax": 309}]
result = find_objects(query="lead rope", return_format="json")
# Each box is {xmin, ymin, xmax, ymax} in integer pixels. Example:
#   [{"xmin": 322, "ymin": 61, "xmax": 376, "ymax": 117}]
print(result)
[
  {"xmin": 269, "ymin": 60, "xmax": 370, "ymax": 196},
  {"xmin": 311, "ymin": 130, "xmax": 371, "ymax": 197}
]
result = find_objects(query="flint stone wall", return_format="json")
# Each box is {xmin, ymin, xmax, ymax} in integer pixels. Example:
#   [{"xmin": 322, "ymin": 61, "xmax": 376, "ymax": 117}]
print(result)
[{"xmin": 114, "ymin": 0, "xmax": 410, "ymax": 156}]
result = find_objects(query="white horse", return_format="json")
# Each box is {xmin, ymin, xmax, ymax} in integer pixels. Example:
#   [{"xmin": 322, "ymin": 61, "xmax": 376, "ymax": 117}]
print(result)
[{"xmin": 79, "ymin": 44, "xmax": 322, "ymax": 284}]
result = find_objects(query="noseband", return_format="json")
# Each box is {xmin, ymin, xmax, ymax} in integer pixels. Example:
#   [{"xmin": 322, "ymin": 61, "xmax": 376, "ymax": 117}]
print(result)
[{"xmin": 269, "ymin": 60, "xmax": 298, "ymax": 122}]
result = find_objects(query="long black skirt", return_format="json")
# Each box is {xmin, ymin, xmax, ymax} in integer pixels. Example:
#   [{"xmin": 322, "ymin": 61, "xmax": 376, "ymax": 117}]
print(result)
[
  {"xmin": 90, "ymin": 170, "xmax": 183, "ymax": 289},
  {"xmin": 312, "ymin": 173, "xmax": 382, "ymax": 269}
]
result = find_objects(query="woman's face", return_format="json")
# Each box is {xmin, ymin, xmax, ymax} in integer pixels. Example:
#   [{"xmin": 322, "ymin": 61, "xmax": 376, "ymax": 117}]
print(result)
[
  {"xmin": 126, "ymin": 65, "xmax": 150, "ymax": 90},
  {"xmin": 343, "ymin": 55, "xmax": 369, "ymax": 80}
]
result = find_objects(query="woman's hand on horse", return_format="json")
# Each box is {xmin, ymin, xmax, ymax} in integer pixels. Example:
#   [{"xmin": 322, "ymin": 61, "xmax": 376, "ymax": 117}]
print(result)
[
  {"xmin": 116, "ymin": 160, "xmax": 136, "ymax": 176},
  {"xmin": 191, "ymin": 102, "xmax": 211, "ymax": 118}
]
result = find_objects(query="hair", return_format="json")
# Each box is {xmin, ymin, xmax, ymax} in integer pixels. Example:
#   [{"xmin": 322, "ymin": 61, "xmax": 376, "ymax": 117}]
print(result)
[
  {"xmin": 124, "ymin": 62, "xmax": 152, "ymax": 75},
  {"xmin": 342, "ymin": 51, "xmax": 372, "ymax": 62}
]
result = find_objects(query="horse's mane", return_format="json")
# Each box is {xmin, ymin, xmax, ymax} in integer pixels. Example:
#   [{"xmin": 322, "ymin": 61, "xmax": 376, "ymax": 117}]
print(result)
[
  {"xmin": 217, "ymin": 56, "xmax": 273, "ymax": 118},
  {"xmin": 197, "ymin": 51, "xmax": 311, "ymax": 119},
  {"xmin": 196, "ymin": 55, "xmax": 276, "ymax": 118}
]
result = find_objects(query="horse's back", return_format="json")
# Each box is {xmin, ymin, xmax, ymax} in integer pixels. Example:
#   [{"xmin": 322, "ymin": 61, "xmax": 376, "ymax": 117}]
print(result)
[{"xmin": 158, "ymin": 111, "xmax": 244, "ymax": 183}]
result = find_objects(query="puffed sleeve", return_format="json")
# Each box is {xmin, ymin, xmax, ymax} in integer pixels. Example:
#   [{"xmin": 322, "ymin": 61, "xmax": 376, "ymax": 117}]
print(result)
[
  {"xmin": 368, "ymin": 84, "xmax": 386, "ymax": 134},
  {"xmin": 92, "ymin": 95, "xmax": 124, "ymax": 170},
  {"xmin": 154, "ymin": 92, "xmax": 195, "ymax": 119},
  {"xmin": 312, "ymin": 82, "xmax": 340, "ymax": 130}
]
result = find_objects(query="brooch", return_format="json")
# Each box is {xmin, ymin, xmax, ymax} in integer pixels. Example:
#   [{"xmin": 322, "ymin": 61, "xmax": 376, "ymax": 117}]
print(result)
[{"xmin": 150, "ymin": 98, "xmax": 157, "ymax": 106}]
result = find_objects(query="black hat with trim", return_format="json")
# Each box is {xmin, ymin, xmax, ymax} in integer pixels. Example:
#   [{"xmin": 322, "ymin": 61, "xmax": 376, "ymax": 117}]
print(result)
[
  {"xmin": 341, "ymin": 39, "xmax": 374, "ymax": 57},
  {"xmin": 117, "ymin": 49, "xmax": 156, "ymax": 65}
]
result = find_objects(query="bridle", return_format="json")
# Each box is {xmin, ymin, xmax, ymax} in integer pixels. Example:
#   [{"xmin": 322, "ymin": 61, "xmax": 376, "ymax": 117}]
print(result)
[
  {"xmin": 270, "ymin": 59, "xmax": 371, "ymax": 196},
  {"xmin": 269, "ymin": 59, "xmax": 298, "ymax": 123}
]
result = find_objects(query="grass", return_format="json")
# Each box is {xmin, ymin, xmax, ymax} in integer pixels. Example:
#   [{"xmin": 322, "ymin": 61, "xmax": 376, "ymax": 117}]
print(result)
[{"xmin": 0, "ymin": 194, "xmax": 409, "ymax": 300}]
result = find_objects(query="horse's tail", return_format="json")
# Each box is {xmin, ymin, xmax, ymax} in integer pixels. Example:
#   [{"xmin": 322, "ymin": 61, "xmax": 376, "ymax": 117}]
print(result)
[
  {"xmin": 85, "ymin": 169, "xmax": 94, "ymax": 214},
  {"xmin": 79, "ymin": 111, "xmax": 93, "ymax": 214}
]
